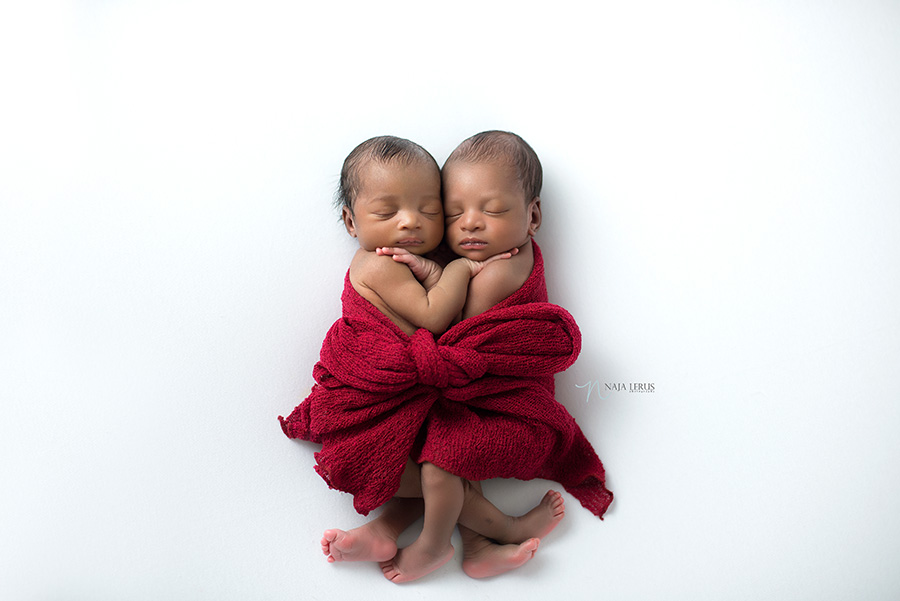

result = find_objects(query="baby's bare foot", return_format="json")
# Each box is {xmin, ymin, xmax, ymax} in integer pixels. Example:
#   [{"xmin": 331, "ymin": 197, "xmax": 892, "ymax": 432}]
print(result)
[
  {"xmin": 321, "ymin": 524, "xmax": 397, "ymax": 563},
  {"xmin": 506, "ymin": 490, "xmax": 565, "ymax": 543},
  {"xmin": 462, "ymin": 537, "xmax": 539, "ymax": 579},
  {"xmin": 379, "ymin": 540, "xmax": 454, "ymax": 583}
]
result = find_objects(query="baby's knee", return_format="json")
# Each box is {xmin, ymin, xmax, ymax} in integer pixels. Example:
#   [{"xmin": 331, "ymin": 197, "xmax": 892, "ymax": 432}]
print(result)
[{"xmin": 421, "ymin": 462, "xmax": 459, "ymax": 487}]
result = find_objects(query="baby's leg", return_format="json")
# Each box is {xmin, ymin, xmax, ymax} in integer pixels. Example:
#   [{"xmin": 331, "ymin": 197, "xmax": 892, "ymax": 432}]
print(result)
[
  {"xmin": 459, "ymin": 482, "xmax": 539, "ymax": 579},
  {"xmin": 322, "ymin": 458, "xmax": 424, "ymax": 563},
  {"xmin": 321, "ymin": 498, "xmax": 423, "ymax": 563},
  {"xmin": 394, "ymin": 457, "xmax": 423, "ymax": 497},
  {"xmin": 380, "ymin": 462, "xmax": 462, "ymax": 583},
  {"xmin": 459, "ymin": 484, "xmax": 566, "ymax": 545}
]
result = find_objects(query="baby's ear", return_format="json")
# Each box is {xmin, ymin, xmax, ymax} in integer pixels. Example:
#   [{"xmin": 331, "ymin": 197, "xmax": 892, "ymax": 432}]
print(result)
[
  {"xmin": 342, "ymin": 206, "xmax": 357, "ymax": 237},
  {"xmin": 528, "ymin": 197, "xmax": 542, "ymax": 236}
]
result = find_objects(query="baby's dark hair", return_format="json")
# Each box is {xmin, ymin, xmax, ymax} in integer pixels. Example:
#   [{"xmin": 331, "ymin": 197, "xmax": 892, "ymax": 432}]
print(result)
[
  {"xmin": 444, "ymin": 130, "xmax": 542, "ymax": 201},
  {"xmin": 337, "ymin": 135, "xmax": 439, "ymax": 212}
]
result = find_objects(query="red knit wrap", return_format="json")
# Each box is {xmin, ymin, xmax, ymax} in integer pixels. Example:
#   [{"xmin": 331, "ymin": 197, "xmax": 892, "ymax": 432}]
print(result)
[{"xmin": 280, "ymin": 243, "xmax": 613, "ymax": 518}]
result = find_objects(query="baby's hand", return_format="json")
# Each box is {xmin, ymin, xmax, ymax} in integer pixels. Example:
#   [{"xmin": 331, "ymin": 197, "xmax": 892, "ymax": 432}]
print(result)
[
  {"xmin": 453, "ymin": 247, "xmax": 519, "ymax": 277},
  {"xmin": 377, "ymin": 247, "xmax": 443, "ymax": 289}
]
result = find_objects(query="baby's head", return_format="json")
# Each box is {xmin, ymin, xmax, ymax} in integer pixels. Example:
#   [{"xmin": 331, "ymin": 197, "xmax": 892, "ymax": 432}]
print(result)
[
  {"xmin": 441, "ymin": 131, "xmax": 542, "ymax": 260},
  {"xmin": 339, "ymin": 136, "xmax": 443, "ymax": 255}
]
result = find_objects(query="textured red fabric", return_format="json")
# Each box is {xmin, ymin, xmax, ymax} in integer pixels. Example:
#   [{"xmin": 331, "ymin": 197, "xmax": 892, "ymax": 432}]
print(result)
[{"xmin": 280, "ymin": 243, "xmax": 613, "ymax": 518}]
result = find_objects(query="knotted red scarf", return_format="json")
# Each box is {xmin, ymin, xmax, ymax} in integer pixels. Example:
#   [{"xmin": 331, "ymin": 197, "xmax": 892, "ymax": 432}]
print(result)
[{"xmin": 280, "ymin": 243, "xmax": 613, "ymax": 518}]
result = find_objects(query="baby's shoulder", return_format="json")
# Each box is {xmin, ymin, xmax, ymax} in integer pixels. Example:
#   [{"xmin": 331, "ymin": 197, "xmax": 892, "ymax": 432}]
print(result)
[
  {"xmin": 349, "ymin": 249, "xmax": 413, "ymax": 291},
  {"xmin": 473, "ymin": 258, "xmax": 522, "ymax": 291},
  {"xmin": 466, "ymin": 252, "xmax": 533, "ymax": 311}
]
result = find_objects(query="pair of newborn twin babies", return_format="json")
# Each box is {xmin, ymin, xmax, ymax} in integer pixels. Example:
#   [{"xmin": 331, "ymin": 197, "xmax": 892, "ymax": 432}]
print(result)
[{"xmin": 280, "ymin": 130, "xmax": 612, "ymax": 583}]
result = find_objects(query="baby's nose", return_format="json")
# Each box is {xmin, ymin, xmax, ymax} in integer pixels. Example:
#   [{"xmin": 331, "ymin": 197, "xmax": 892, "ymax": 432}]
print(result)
[
  {"xmin": 398, "ymin": 210, "xmax": 420, "ymax": 228},
  {"xmin": 460, "ymin": 211, "xmax": 483, "ymax": 230}
]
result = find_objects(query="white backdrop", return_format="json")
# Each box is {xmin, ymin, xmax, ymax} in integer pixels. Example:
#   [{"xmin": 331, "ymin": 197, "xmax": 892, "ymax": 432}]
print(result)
[{"xmin": 2, "ymin": 1, "xmax": 899, "ymax": 599}]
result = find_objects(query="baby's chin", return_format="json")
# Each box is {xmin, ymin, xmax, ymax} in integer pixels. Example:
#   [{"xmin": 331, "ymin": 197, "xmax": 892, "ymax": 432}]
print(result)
[{"xmin": 454, "ymin": 247, "xmax": 493, "ymax": 261}]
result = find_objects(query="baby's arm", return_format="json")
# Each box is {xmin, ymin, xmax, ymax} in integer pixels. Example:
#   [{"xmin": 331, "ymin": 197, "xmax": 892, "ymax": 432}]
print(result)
[
  {"xmin": 366, "ymin": 249, "xmax": 515, "ymax": 334},
  {"xmin": 460, "ymin": 259, "xmax": 525, "ymax": 320},
  {"xmin": 378, "ymin": 247, "xmax": 518, "ymax": 291},
  {"xmin": 376, "ymin": 247, "xmax": 442, "ymax": 290}
]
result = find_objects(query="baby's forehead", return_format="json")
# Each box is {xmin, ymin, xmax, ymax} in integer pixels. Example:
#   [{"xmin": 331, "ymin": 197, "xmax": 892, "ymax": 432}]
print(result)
[
  {"xmin": 441, "ymin": 161, "xmax": 531, "ymax": 206},
  {"xmin": 361, "ymin": 156, "xmax": 438, "ymax": 179},
  {"xmin": 442, "ymin": 158, "xmax": 517, "ymax": 178},
  {"xmin": 441, "ymin": 158, "xmax": 520, "ymax": 185},
  {"xmin": 353, "ymin": 157, "xmax": 441, "ymax": 204}
]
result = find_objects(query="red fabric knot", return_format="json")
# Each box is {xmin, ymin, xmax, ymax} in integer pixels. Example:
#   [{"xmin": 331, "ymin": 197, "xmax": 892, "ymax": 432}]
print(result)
[
  {"xmin": 409, "ymin": 329, "xmax": 450, "ymax": 388},
  {"xmin": 408, "ymin": 329, "xmax": 487, "ymax": 388}
]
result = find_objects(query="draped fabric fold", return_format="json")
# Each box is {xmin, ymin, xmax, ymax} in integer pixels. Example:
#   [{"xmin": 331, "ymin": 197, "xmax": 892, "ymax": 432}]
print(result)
[{"xmin": 280, "ymin": 243, "xmax": 613, "ymax": 518}]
